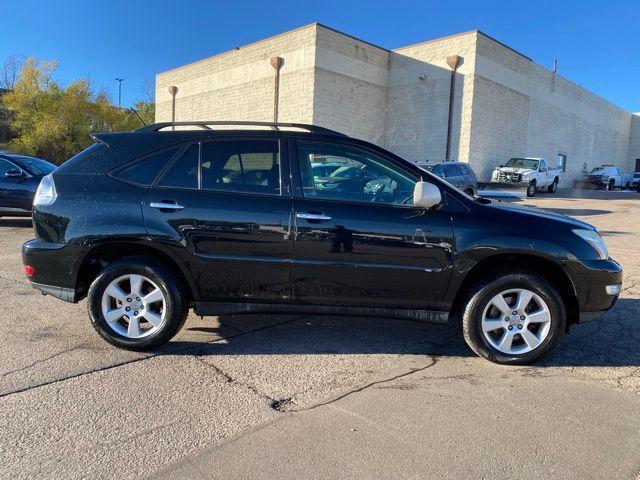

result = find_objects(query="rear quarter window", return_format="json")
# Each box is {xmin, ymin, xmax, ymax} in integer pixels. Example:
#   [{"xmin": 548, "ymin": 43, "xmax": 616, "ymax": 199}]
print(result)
[{"xmin": 112, "ymin": 147, "xmax": 179, "ymax": 186}]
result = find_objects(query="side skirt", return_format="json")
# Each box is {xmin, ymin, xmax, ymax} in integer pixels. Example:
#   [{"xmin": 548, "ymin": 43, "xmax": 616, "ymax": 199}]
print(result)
[{"xmin": 195, "ymin": 301, "xmax": 450, "ymax": 324}]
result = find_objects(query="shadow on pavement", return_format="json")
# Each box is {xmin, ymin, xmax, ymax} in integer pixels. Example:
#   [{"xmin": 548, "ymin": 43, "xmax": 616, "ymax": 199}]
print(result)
[
  {"xmin": 0, "ymin": 218, "xmax": 32, "ymax": 228},
  {"xmin": 168, "ymin": 297, "xmax": 640, "ymax": 368}
]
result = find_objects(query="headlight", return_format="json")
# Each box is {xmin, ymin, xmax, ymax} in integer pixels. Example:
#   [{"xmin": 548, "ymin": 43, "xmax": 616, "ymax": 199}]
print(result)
[
  {"xmin": 573, "ymin": 229, "xmax": 609, "ymax": 260},
  {"xmin": 33, "ymin": 174, "xmax": 57, "ymax": 207}
]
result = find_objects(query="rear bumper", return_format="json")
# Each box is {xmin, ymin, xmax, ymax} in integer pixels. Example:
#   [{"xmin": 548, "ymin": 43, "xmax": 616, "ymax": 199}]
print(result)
[
  {"xmin": 570, "ymin": 258, "xmax": 622, "ymax": 323},
  {"xmin": 22, "ymin": 239, "xmax": 82, "ymax": 303}
]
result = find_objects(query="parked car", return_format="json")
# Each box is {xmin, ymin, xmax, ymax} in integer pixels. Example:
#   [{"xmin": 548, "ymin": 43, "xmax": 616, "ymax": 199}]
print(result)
[
  {"xmin": 22, "ymin": 121, "xmax": 622, "ymax": 365},
  {"xmin": 0, "ymin": 153, "xmax": 56, "ymax": 218},
  {"xmin": 417, "ymin": 161, "xmax": 478, "ymax": 196},
  {"xmin": 491, "ymin": 158, "xmax": 562, "ymax": 197},
  {"xmin": 584, "ymin": 166, "xmax": 633, "ymax": 190},
  {"xmin": 631, "ymin": 172, "xmax": 640, "ymax": 191}
]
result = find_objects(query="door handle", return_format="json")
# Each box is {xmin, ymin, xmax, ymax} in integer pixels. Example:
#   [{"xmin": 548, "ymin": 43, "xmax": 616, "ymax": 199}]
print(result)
[
  {"xmin": 296, "ymin": 212, "xmax": 332, "ymax": 222},
  {"xmin": 149, "ymin": 201, "xmax": 184, "ymax": 211}
]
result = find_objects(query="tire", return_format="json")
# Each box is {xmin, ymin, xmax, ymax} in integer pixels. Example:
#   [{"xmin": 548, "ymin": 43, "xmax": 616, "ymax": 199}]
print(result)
[
  {"xmin": 526, "ymin": 180, "xmax": 537, "ymax": 197},
  {"xmin": 88, "ymin": 256, "xmax": 189, "ymax": 350},
  {"xmin": 625, "ymin": 182, "xmax": 630, "ymax": 190},
  {"xmin": 607, "ymin": 179, "xmax": 615, "ymax": 191},
  {"xmin": 461, "ymin": 271, "xmax": 565, "ymax": 365},
  {"xmin": 464, "ymin": 187, "xmax": 475, "ymax": 197},
  {"xmin": 547, "ymin": 178, "xmax": 558, "ymax": 193}
]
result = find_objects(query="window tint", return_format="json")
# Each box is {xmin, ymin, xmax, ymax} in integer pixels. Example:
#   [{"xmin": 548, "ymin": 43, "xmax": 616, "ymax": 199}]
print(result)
[
  {"xmin": 201, "ymin": 140, "xmax": 280, "ymax": 195},
  {"xmin": 459, "ymin": 165, "xmax": 470, "ymax": 175},
  {"xmin": 297, "ymin": 142, "xmax": 418, "ymax": 205},
  {"xmin": 114, "ymin": 147, "xmax": 179, "ymax": 186},
  {"xmin": 430, "ymin": 164, "xmax": 445, "ymax": 177},
  {"xmin": 445, "ymin": 165, "xmax": 462, "ymax": 177},
  {"xmin": 0, "ymin": 159, "xmax": 16, "ymax": 176},
  {"xmin": 158, "ymin": 144, "xmax": 199, "ymax": 189}
]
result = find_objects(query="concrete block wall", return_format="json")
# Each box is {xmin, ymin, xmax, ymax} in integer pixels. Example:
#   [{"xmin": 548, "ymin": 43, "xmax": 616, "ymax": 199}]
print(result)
[
  {"xmin": 387, "ymin": 32, "xmax": 477, "ymax": 164},
  {"xmin": 155, "ymin": 24, "xmax": 317, "ymax": 125},
  {"xmin": 470, "ymin": 33, "xmax": 633, "ymax": 182},
  {"xmin": 630, "ymin": 114, "xmax": 640, "ymax": 170}
]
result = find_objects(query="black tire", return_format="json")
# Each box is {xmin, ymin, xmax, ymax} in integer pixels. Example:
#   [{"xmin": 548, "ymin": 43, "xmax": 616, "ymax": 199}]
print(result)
[
  {"xmin": 526, "ymin": 180, "xmax": 537, "ymax": 197},
  {"xmin": 464, "ymin": 187, "xmax": 475, "ymax": 197},
  {"xmin": 625, "ymin": 182, "xmax": 630, "ymax": 190},
  {"xmin": 607, "ymin": 179, "xmax": 615, "ymax": 191},
  {"xmin": 461, "ymin": 271, "xmax": 566, "ymax": 365},
  {"xmin": 547, "ymin": 178, "xmax": 558, "ymax": 193},
  {"xmin": 87, "ymin": 256, "xmax": 189, "ymax": 350}
]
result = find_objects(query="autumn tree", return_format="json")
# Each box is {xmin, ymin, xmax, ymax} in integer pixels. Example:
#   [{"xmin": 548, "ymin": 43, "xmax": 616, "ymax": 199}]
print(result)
[{"xmin": 1, "ymin": 58, "xmax": 154, "ymax": 164}]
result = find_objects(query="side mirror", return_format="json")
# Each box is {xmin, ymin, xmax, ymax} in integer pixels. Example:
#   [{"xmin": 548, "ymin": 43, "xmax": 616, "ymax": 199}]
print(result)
[
  {"xmin": 5, "ymin": 169, "xmax": 24, "ymax": 179},
  {"xmin": 413, "ymin": 181, "xmax": 442, "ymax": 209}
]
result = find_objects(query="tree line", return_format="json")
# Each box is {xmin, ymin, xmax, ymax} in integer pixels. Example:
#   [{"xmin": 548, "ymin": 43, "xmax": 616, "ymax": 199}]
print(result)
[{"xmin": 0, "ymin": 56, "xmax": 154, "ymax": 164}]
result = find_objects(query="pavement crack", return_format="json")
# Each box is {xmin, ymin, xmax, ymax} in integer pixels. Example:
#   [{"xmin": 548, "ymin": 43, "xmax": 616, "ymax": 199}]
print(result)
[
  {"xmin": 0, "ymin": 314, "xmax": 308, "ymax": 399},
  {"xmin": 293, "ymin": 356, "xmax": 439, "ymax": 412},
  {"xmin": 1, "ymin": 344, "xmax": 86, "ymax": 378}
]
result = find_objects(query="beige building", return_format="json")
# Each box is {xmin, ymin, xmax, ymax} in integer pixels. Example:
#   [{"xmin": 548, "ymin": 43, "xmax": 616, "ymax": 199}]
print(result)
[{"xmin": 156, "ymin": 23, "xmax": 640, "ymax": 182}]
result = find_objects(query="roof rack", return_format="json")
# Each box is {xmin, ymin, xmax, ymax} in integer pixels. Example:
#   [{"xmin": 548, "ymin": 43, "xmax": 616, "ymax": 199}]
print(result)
[{"xmin": 135, "ymin": 121, "xmax": 346, "ymax": 136}]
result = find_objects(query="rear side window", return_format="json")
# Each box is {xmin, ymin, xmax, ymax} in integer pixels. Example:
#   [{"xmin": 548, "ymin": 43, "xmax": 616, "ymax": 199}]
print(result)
[
  {"xmin": 113, "ymin": 147, "xmax": 179, "ymax": 186},
  {"xmin": 158, "ymin": 144, "xmax": 199, "ymax": 189},
  {"xmin": 459, "ymin": 165, "xmax": 470, "ymax": 175},
  {"xmin": 200, "ymin": 140, "xmax": 280, "ymax": 195}
]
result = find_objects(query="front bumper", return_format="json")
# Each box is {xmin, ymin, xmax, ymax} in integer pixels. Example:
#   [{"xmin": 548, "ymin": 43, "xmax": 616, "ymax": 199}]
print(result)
[{"xmin": 570, "ymin": 258, "xmax": 622, "ymax": 323}]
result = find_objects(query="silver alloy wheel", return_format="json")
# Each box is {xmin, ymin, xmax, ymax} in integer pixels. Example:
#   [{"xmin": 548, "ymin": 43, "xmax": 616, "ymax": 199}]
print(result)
[
  {"xmin": 480, "ymin": 288, "xmax": 552, "ymax": 355},
  {"xmin": 101, "ymin": 274, "xmax": 166, "ymax": 339}
]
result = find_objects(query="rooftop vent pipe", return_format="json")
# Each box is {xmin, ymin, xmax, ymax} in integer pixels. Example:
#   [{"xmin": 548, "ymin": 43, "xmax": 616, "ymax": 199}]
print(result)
[{"xmin": 445, "ymin": 55, "xmax": 461, "ymax": 161}]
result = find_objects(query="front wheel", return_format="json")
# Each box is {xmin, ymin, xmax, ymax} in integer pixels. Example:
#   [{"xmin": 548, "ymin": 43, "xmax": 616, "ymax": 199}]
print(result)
[
  {"xmin": 88, "ymin": 256, "xmax": 189, "ymax": 350},
  {"xmin": 526, "ymin": 181, "xmax": 537, "ymax": 197},
  {"xmin": 607, "ymin": 179, "xmax": 615, "ymax": 191},
  {"xmin": 462, "ymin": 272, "xmax": 565, "ymax": 364},
  {"xmin": 547, "ymin": 178, "xmax": 558, "ymax": 193}
]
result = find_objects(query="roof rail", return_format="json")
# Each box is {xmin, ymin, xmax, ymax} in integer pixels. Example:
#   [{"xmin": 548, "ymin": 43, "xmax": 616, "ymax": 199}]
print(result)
[{"xmin": 135, "ymin": 121, "xmax": 346, "ymax": 136}]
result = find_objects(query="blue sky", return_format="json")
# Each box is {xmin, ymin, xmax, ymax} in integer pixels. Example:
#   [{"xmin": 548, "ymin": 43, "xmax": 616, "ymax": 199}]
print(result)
[{"xmin": 2, "ymin": 0, "xmax": 638, "ymax": 111}]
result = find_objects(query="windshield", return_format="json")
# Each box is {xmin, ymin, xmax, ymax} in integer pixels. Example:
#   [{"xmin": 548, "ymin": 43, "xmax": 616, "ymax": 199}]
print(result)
[
  {"xmin": 505, "ymin": 158, "xmax": 539, "ymax": 169},
  {"xmin": 12, "ymin": 156, "xmax": 56, "ymax": 176},
  {"xmin": 590, "ymin": 168, "xmax": 603, "ymax": 173}
]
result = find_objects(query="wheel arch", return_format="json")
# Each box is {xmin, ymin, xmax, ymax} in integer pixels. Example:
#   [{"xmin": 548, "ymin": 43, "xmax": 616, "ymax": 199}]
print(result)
[
  {"xmin": 449, "ymin": 253, "xmax": 579, "ymax": 329},
  {"xmin": 74, "ymin": 241, "xmax": 198, "ymax": 304}
]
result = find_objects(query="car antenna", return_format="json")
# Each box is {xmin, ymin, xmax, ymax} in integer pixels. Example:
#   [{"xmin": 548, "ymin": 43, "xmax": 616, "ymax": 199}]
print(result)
[{"xmin": 129, "ymin": 108, "xmax": 147, "ymax": 127}]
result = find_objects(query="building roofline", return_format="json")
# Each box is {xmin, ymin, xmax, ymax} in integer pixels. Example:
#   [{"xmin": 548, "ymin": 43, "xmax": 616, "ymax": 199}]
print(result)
[
  {"xmin": 314, "ymin": 23, "xmax": 391, "ymax": 52},
  {"xmin": 157, "ymin": 22, "xmax": 320, "ymax": 78}
]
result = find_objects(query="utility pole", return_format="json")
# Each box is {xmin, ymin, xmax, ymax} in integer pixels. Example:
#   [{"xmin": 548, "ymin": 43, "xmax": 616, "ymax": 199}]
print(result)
[{"xmin": 115, "ymin": 78, "xmax": 124, "ymax": 107}]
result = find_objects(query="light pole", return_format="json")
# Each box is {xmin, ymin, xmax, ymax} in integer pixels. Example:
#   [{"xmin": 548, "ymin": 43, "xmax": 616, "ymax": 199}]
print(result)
[{"xmin": 115, "ymin": 78, "xmax": 124, "ymax": 107}]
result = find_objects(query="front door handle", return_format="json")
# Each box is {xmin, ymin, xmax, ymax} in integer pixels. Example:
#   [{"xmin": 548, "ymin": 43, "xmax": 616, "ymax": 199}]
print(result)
[
  {"xmin": 296, "ymin": 212, "xmax": 332, "ymax": 222},
  {"xmin": 149, "ymin": 201, "xmax": 184, "ymax": 211}
]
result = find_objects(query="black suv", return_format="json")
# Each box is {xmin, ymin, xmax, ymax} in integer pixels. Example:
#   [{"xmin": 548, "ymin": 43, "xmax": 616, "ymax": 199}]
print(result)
[{"xmin": 22, "ymin": 122, "xmax": 622, "ymax": 364}]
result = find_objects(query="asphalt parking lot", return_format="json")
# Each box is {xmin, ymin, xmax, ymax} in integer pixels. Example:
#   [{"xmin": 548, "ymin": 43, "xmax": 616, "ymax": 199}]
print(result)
[{"xmin": 1, "ymin": 189, "xmax": 639, "ymax": 480}]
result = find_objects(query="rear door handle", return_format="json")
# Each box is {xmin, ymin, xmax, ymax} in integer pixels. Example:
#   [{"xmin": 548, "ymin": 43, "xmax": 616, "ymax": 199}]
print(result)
[
  {"xmin": 149, "ymin": 201, "xmax": 184, "ymax": 211},
  {"xmin": 296, "ymin": 212, "xmax": 332, "ymax": 222}
]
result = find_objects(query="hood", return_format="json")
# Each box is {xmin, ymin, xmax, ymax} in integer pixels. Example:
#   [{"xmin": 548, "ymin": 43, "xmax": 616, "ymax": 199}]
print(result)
[
  {"xmin": 485, "ymin": 201, "xmax": 596, "ymax": 230},
  {"xmin": 497, "ymin": 167, "xmax": 535, "ymax": 175}
]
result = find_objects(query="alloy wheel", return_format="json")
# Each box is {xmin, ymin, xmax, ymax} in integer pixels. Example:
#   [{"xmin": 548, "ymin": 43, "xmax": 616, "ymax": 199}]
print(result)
[
  {"xmin": 480, "ymin": 288, "xmax": 552, "ymax": 355},
  {"xmin": 101, "ymin": 274, "xmax": 167, "ymax": 339}
]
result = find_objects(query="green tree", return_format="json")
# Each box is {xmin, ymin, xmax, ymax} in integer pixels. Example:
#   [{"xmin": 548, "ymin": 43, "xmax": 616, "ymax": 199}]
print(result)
[{"xmin": 1, "ymin": 58, "xmax": 154, "ymax": 164}]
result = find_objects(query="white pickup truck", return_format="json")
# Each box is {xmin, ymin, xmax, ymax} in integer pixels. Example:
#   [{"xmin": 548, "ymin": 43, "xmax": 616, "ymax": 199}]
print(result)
[
  {"xmin": 490, "ymin": 157, "xmax": 562, "ymax": 197},
  {"xmin": 585, "ymin": 166, "xmax": 634, "ymax": 190}
]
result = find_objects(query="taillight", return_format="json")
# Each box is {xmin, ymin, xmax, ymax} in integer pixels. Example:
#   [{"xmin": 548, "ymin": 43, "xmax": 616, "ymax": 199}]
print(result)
[
  {"xmin": 33, "ymin": 174, "xmax": 57, "ymax": 207},
  {"xmin": 23, "ymin": 265, "xmax": 35, "ymax": 276}
]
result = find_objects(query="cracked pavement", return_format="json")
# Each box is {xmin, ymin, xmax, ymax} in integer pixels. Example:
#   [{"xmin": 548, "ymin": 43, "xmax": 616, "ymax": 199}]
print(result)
[{"xmin": 1, "ymin": 190, "xmax": 639, "ymax": 479}]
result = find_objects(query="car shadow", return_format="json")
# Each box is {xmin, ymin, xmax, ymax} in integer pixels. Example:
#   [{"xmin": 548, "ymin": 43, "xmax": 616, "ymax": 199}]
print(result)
[
  {"xmin": 0, "ymin": 218, "xmax": 32, "ymax": 228},
  {"xmin": 161, "ymin": 298, "xmax": 639, "ymax": 368}
]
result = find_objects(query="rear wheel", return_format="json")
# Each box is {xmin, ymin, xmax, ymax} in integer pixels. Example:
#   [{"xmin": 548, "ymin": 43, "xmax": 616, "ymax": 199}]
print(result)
[
  {"xmin": 547, "ymin": 178, "xmax": 558, "ymax": 193},
  {"xmin": 526, "ymin": 181, "xmax": 537, "ymax": 197},
  {"xmin": 462, "ymin": 272, "xmax": 565, "ymax": 364},
  {"xmin": 88, "ymin": 256, "xmax": 189, "ymax": 350}
]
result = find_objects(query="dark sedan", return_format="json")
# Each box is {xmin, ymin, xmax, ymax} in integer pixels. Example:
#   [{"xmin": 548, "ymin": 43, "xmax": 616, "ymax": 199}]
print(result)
[{"xmin": 0, "ymin": 153, "xmax": 56, "ymax": 217}]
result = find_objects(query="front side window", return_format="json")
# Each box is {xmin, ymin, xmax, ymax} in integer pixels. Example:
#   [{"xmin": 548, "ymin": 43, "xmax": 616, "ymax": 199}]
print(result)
[
  {"xmin": 201, "ymin": 140, "xmax": 280, "ymax": 195},
  {"xmin": 297, "ymin": 142, "xmax": 418, "ymax": 205},
  {"xmin": 0, "ymin": 159, "xmax": 16, "ymax": 176}
]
